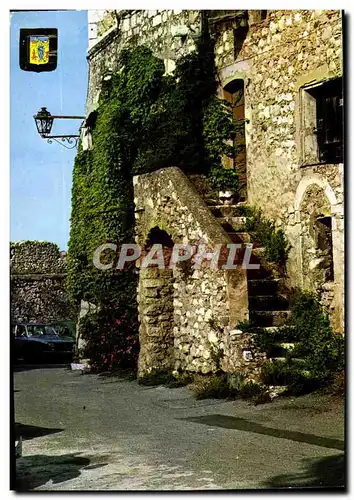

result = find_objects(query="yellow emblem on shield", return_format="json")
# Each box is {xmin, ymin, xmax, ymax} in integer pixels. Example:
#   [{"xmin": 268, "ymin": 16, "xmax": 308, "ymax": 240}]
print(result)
[{"xmin": 29, "ymin": 36, "xmax": 50, "ymax": 65}]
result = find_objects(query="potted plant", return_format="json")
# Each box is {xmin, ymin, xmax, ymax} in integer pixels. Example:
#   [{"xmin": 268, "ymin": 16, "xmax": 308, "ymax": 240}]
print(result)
[{"xmin": 209, "ymin": 167, "xmax": 239, "ymax": 204}]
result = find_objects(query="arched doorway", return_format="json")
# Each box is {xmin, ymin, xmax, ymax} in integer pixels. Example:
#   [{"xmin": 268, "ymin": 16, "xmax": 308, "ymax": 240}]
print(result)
[
  {"xmin": 299, "ymin": 184, "xmax": 334, "ymax": 292},
  {"xmin": 137, "ymin": 227, "xmax": 175, "ymax": 377},
  {"xmin": 223, "ymin": 78, "xmax": 247, "ymax": 201}
]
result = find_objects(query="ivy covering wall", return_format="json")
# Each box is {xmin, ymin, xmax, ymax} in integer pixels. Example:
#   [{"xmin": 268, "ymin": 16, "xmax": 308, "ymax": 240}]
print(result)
[{"xmin": 68, "ymin": 36, "xmax": 240, "ymax": 372}]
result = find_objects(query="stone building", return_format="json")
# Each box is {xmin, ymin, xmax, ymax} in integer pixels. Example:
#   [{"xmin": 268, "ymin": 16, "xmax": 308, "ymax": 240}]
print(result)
[
  {"xmin": 84, "ymin": 10, "xmax": 344, "ymax": 378},
  {"xmin": 10, "ymin": 241, "xmax": 74, "ymax": 324}
]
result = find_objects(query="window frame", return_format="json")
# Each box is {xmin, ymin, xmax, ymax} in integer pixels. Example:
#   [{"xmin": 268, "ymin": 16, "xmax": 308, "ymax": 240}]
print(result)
[{"xmin": 300, "ymin": 77, "xmax": 343, "ymax": 167}]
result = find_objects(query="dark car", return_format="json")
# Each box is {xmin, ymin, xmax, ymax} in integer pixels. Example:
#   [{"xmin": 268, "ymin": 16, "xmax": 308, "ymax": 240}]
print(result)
[{"xmin": 12, "ymin": 323, "xmax": 76, "ymax": 363}]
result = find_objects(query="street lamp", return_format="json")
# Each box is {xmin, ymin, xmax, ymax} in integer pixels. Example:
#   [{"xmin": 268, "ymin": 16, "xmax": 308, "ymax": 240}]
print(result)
[{"xmin": 33, "ymin": 107, "xmax": 85, "ymax": 149}]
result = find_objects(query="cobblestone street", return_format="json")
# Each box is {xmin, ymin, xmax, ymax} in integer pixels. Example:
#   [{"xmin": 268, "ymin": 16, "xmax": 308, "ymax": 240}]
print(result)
[{"xmin": 14, "ymin": 366, "xmax": 345, "ymax": 491}]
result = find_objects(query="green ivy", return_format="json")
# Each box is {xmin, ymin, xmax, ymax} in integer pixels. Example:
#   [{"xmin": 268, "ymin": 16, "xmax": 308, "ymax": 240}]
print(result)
[{"xmin": 68, "ymin": 37, "xmax": 241, "ymax": 372}]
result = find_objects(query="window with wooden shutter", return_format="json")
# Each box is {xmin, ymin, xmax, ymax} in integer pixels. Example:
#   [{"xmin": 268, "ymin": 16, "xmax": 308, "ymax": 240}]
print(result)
[
  {"xmin": 316, "ymin": 78, "xmax": 343, "ymax": 163},
  {"xmin": 302, "ymin": 77, "xmax": 343, "ymax": 166}
]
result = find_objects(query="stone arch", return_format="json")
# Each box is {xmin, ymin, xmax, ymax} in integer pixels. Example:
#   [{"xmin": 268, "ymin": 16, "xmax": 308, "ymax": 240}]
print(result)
[
  {"xmin": 220, "ymin": 69, "xmax": 249, "ymax": 91},
  {"xmin": 294, "ymin": 175, "xmax": 342, "ymax": 329},
  {"xmin": 134, "ymin": 167, "xmax": 250, "ymax": 376},
  {"xmin": 137, "ymin": 226, "xmax": 175, "ymax": 377},
  {"xmin": 294, "ymin": 174, "xmax": 338, "ymax": 215}
]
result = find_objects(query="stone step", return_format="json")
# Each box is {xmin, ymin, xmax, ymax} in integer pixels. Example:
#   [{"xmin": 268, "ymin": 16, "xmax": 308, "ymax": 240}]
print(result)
[
  {"xmin": 204, "ymin": 197, "xmax": 221, "ymax": 206},
  {"xmin": 227, "ymin": 231, "xmax": 251, "ymax": 243},
  {"xmin": 237, "ymin": 325, "xmax": 280, "ymax": 334},
  {"xmin": 251, "ymin": 247, "xmax": 267, "ymax": 256},
  {"xmin": 268, "ymin": 357, "xmax": 308, "ymax": 369},
  {"xmin": 248, "ymin": 294, "xmax": 289, "ymax": 311},
  {"xmin": 276, "ymin": 342, "xmax": 298, "ymax": 349},
  {"xmin": 216, "ymin": 216, "xmax": 247, "ymax": 232},
  {"xmin": 249, "ymin": 310, "xmax": 291, "ymax": 327},
  {"xmin": 246, "ymin": 326, "xmax": 298, "ymax": 342},
  {"xmin": 208, "ymin": 203, "xmax": 249, "ymax": 218},
  {"xmin": 267, "ymin": 342, "xmax": 299, "ymax": 358},
  {"xmin": 247, "ymin": 265, "xmax": 273, "ymax": 280},
  {"xmin": 248, "ymin": 278, "xmax": 281, "ymax": 296},
  {"xmin": 238, "ymin": 326, "xmax": 298, "ymax": 343}
]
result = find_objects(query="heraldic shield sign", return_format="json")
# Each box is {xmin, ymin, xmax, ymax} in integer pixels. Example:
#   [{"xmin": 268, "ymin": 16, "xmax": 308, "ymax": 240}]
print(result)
[
  {"xmin": 29, "ymin": 36, "xmax": 50, "ymax": 65},
  {"xmin": 19, "ymin": 28, "xmax": 58, "ymax": 72}
]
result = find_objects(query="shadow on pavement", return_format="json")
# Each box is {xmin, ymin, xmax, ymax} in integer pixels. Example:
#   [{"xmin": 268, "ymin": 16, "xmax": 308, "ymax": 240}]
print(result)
[
  {"xmin": 182, "ymin": 415, "xmax": 344, "ymax": 450},
  {"xmin": 15, "ymin": 423, "xmax": 64, "ymax": 441},
  {"xmin": 15, "ymin": 453, "xmax": 108, "ymax": 490},
  {"xmin": 263, "ymin": 453, "xmax": 346, "ymax": 489}
]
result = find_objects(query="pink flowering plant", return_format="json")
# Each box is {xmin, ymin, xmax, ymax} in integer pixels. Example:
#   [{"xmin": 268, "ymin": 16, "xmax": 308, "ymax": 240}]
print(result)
[{"xmin": 79, "ymin": 303, "xmax": 139, "ymax": 373}]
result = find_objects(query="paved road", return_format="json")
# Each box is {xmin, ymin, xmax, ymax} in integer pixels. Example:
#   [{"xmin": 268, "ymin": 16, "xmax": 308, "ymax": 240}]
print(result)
[{"xmin": 13, "ymin": 366, "xmax": 345, "ymax": 491}]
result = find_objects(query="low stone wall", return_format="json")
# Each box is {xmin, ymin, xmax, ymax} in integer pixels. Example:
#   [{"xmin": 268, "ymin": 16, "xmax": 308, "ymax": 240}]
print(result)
[
  {"xmin": 221, "ymin": 329, "xmax": 267, "ymax": 383},
  {"xmin": 134, "ymin": 167, "xmax": 251, "ymax": 377},
  {"xmin": 10, "ymin": 241, "xmax": 74, "ymax": 324},
  {"xmin": 10, "ymin": 241, "xmax": 67, "ymax": 275}
]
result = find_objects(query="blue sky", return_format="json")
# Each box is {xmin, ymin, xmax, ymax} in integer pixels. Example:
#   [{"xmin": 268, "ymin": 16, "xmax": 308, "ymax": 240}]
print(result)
[{"xmin": 10, "ymin": 10, "xmax": 88, "ymax": 250}]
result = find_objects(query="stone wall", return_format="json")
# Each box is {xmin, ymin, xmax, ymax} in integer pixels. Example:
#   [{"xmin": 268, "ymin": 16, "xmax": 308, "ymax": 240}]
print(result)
[
  {"xmin": 215, "ymin": 9, "xmax": 344, "ymax": 331},
  {"xmin": 10, "ymin": 241, "xmax": 67, "ymax": 275},
  {"xmin": 86, "ymin": 9, "xmax": 201, "ymax": 113},
  {"xmin": 87, "ymin": 10, "xmax": 344, "ymax": 331},
  {"xmin": 85, "ymin": 9, "xmax": 344, "ymax": 377},
  {"xmin": 10, "ymin": 241, "xmax": 74, "ymax": 324},
  {"xmin": 134, "ymin": 167, "xmax": 252, "ymax": 377}
]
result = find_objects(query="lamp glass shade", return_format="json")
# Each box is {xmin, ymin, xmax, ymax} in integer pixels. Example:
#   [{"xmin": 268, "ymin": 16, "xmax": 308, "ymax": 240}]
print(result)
[{"xmin": 34, "ymin": 107, "xmax": 53, "ymax": 137}]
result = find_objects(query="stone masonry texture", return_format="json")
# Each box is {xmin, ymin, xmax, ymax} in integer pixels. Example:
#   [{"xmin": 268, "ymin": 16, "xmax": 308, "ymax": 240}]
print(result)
[
  {"xmin": 10, "ymin": 241, "xmax": 74, "ymax": 324},
  {"xmin": 84, "ymin": 9, "xmax": 344, "ymax": 378},
  {"xmin": 134, "ymin": 167, "xmax": 252, "ymax": 378}
]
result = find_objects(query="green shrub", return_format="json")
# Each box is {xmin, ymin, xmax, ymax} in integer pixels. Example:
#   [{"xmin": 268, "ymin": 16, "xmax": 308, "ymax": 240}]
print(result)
[
  {"xmin": 137, "ymin": 369, "xmax": 195, "ymax": 388},
  {"xmin": 190, "ymin": 373, "xmax": 231, "ymax": 399},
  {"xmin": 79, "ymin": 307, "xmax": 139, "ymax": 373},
  {"xmin": 206, "ymin": 342, "xmax": 224, "ymax": 372},
  {"xmin": 233, "ymin": 205, "xmax": 255, "ymax": 217},
  {"xmin": 330, "ymin": 370, "xmax": 345, "ymax": 397},
  {"xmin": 202, "ymin": 97, "xmax": 243, "ymax": 169},
  {"xmin": 253, "ymin": 325, "xmax": 299, "ymax": 353},
  {"xmin": 227, "ymin": 372, "xmax": 245, "ymax": 391},
  {"xmin": 261, "ymin": 360, "xmax": 319, "ymax": 395},
  {"xmin": 258, "ymin": 291, "xmax": 345, "ymax": 394},
  {"xmin": 244, "ymin": 207, "xmax": 291, "ymax": 264},
  {"xmin": 288, "ymin": 291, "xmax": 344, "ymax": 380},
  {"xmin": 236, "ymin": 320, "xmax": 258, "ymax": 333},
  {"xmin": 208, "ymin": 166, "xmax": 239, "ymax": 192},
  {"xmin": 239, "ymin": 381, "xmax": 263, "ymax": 399},
  {"xmin": 190, "ymin": 373, "xmax": 263, "ymax": 401}
]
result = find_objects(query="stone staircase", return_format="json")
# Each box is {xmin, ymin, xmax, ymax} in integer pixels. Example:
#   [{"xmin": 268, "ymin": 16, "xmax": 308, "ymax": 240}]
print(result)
[
  {"xmin": 209, "ymin": 200, "xmax": 309, "ymax": 384},
  {"xmin": 188, "ymin": 174, "xmax": 299, "ymax": 373},
  {"xmin": 208, "ymin": 201, "xmax": 291, "ymax": 331}
]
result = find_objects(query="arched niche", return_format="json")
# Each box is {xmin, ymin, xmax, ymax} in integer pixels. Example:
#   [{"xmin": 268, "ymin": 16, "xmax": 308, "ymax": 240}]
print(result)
[{"xmin": 137, "ymin": 226, "xmax": 175, "ymax": 377}]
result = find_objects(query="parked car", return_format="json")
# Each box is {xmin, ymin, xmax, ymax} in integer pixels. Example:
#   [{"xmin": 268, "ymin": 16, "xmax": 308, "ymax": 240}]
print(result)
[{"xmin": 12, "ymin": 323, "xmax": 76, "ymax": 363}]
